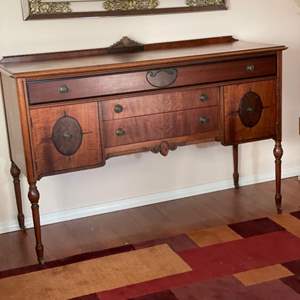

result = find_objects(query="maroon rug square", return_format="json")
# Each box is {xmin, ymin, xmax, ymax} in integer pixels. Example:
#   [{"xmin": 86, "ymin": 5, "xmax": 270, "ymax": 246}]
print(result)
[
  {"xmin": 172, "ymin": 276, "xmax": 253, "ymax": 300},
  {"xmin": 281, "ymin": 275, "xmax": 300, "ymax": 294},
  {"xmin": 71, "ymin": 294, "xmax": 100, "ymax": 300},
  {"xmin": 129, "ymin": 290, "xmax": 178, "ymax": 300},
  {"xmin": 228, "ymin": 217, "xmax": 285, "ymax": 238},
  {"xmin": 246, "ymin": 279, "xmax": 300, "ymax": 300},
  {"xmin": 291, "ymin": 211, "xmax": 300, "ymax": 220},
  {"xmin": 283, "ymin": 259, "xmax": 300, "ymax": 275},
  {"xmin": 134, "ymin": 234, "xmax": 198, "ymax": 253}
]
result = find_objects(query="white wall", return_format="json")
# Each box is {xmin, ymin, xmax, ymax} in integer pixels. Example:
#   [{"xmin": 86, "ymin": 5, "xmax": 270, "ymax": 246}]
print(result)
[{"xmin": 1, "ymin": 0, "xmax": 300, "ymax": 233}]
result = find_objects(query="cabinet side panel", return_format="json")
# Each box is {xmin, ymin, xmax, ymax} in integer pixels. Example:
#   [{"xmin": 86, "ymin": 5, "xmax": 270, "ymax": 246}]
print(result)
[
  {"xmin": 222, "ymin": 80, "xmax": 276, "ymax": 145},
  {"xmin": 30, "ymin": 102, "xmax": 103, "ymax": 178},
  {"xmin": 1, "ymin": 73, "xmax": 27, "ymax": 175}
]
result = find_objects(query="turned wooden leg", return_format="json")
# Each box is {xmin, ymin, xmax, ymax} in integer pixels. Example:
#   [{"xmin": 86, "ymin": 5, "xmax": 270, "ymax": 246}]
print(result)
[
  {"xmin": 28, "ymin": 183, "xmax": 44, "ymax": 264},
  {"xmin": 273, "ymin": 141, "xmax": 283, "ymax": 214},
  {"xmin": 233, "ymin": 144, "xmax": 239, "ymax": 189},
  {"xmin": 10, "ymin": 162, "xmax": 25, "ymax": 230}
]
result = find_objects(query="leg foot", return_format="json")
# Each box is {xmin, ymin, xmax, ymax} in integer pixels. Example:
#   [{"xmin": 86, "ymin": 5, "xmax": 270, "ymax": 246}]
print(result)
[
  {"xmin": 10, "ymin": 162, "xmax": 25, "ymax": 230},
  {"xmin": 37, "ymin": 247, "xmax": 45, "ymax": 265},
  {"xmin": 273, "ymin": 141, "xmax": 283, "ymax": 214},
  {"xmin": 233, "ymin": 145, "xmax": 240, "ymax": 189},
  {"xmin": 28, "ymin": 183, "xmax": 44, "ymax": 264}
]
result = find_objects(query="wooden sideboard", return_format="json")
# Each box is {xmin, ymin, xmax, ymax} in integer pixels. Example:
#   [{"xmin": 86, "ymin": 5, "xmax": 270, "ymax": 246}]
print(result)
[{"xmin": 0, "ymin": 36, "xmax": 287, "ymax": 264}]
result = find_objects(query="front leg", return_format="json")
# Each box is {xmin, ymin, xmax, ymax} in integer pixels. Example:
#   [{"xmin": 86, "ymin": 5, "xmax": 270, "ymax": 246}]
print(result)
[
  {"xmin": 273, "ymin": 140, "xmax": 283, "ymax": 214},
  {"xmin": 28, "ymin": 183, "xmax": 44, "ymax": 264}
]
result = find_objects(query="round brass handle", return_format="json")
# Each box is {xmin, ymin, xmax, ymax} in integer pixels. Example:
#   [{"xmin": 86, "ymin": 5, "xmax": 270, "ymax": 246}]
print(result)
[
  {"xmin": 246, "ymin": 64, "xmax": 255, "ymax": 72},
  {"xmin": 58, "ymin": 85, "xmax": 70, "ymax": 94},
  {"xmin": 199, "ymin": 94, "xmax": 209, "ymax": 102},
  {"xmin": 115, "ymin": 128, "xmax": 126, "ymax": 137},
  {"xmin": 114, "ymin": 104, "xmax": 124, "ymax": 114},
  {"xmin": 246, "ymin": 107, "xmax": 255, "ymax": 112},
  {"xmin": 199, "ymin": 116, "xmax": 210, "ymax": 125}
]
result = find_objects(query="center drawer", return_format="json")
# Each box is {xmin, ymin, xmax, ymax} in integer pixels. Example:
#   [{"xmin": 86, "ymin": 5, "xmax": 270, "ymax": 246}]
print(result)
[
  {"xmin": 103, "ymin": 107, "xmax": 219, "ymax": 147},
  {"xmin": 102, "ymin": 87, "xmax": 219, "ymax": 120}
]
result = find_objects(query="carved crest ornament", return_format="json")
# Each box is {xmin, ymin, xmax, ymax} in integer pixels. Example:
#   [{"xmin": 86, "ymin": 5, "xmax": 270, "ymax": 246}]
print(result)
[
  {"xmin": 151, "ymin": 141, "xmax": 178, "ymax": 157},
  {"xmin": 26, "ymin": 0, "xmax": 226, "ymax": 16}
]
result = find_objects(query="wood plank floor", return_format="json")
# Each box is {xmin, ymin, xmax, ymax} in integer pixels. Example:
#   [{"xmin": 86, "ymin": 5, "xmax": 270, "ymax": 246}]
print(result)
[{"xmin": 1, "ymin": 177, "xmax": 300, "ymax": 271}]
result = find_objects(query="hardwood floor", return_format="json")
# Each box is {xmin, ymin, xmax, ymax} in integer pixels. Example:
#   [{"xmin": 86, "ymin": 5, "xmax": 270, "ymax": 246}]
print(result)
[{"xmin": 1, "ymin": 177, "xmax": 300, "ymax": 271}]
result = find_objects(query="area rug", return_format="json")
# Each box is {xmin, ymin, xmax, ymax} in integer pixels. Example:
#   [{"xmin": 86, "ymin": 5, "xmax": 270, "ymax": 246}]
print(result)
[{"xmin": 2, "ymin": 212, "xmax": 300, "ymax": 299}]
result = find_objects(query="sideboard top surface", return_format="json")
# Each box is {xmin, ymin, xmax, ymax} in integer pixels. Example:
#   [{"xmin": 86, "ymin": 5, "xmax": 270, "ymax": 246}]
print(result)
[{"xmin": 0, "ymin": 36, "xmax": 286, "ymax": 78}]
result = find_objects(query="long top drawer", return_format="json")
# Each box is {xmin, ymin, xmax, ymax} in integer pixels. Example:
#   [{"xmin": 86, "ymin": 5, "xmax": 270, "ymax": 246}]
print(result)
[{"xmin": 27, "ymin": 55, "xmax": 276, "ymax": 104}]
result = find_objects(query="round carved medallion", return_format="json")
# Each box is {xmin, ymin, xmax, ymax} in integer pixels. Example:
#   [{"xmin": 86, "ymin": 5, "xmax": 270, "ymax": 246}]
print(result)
[
  {"xmin": 52, "ymin": 115, "xmax": 83, "ymax": 156},
  {"xmin": 239, "ymin": 91, "xmax": 263, "ymax": 128}
]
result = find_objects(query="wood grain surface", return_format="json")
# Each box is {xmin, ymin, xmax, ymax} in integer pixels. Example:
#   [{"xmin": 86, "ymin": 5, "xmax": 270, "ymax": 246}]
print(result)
[
  {"xmin": 30, "ymin": 102, "xmax": 104, "ymax": 177},
  {"xmin": 103, "ymin": 107, "xmax": 219, "ymax": 147},
  {"xmin": 222, "ymin": 80, "xmax": 276, "ymax": 145},
  {"xmin": 102, "ymin": 87, "xmax": 219, "ymax": 121}
]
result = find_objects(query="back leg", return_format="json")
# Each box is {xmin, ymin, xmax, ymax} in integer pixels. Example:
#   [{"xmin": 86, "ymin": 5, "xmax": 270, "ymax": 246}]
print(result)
[
  {"xmin": 10, "ymin": 161, "xmax": 25, "ymax": 230},
  {"xmin": 233, "ymin": 145, "xmax": 240, "ymax": 189}
]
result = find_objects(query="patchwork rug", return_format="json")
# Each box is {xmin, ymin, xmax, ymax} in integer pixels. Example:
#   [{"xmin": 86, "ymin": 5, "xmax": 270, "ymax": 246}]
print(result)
[{"xmin": 2, "ymin": 212, "xmax": 300, "ymax": 299}]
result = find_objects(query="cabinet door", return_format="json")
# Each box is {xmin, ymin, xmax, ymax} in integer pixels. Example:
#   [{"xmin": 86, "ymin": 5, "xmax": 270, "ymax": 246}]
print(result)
[
  {"xmin": 222, "ymin": 80, "xmax": 276, "ymax": 145},
  {"xmin": 30, "ymin": 102, "xmax": 104, "ymax": 178}
]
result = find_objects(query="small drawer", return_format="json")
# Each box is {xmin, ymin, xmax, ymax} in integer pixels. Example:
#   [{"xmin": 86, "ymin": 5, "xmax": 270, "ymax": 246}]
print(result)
[
  {"xmin": 222, "ymin": 80, "xmax": 276, "ymax": 145},
  {"xmin": 26, "ymin": 56, "xmax": 276, "ymax": 105},
  {"xmin": 27, "ymin": 77, "xmax": 104, "ymax": 104},
  {"xmin": 102, "ymin": 87, "xmax": 219, "ymax": 120},
  {"xmin": 103, "ymin": 107, "xmax": 219, "ymax": 147}
]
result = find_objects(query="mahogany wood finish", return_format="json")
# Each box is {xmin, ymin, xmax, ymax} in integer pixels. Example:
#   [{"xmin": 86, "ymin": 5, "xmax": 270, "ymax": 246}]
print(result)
[
  {"xmin": 104, "ymin": 107, "xmax": 218, "ymax": 147},
  {"xmin": 30, "ymin": 102, "xmax": 104, "ymax": 178},
  {"xmin": 0, "ymin": 75, "xmax": 27, "ymax": 175},
  {"xmin": 102, "ymin": 87, "xmax": 219, "ymax": 120},
  {"xmin": 222, "ymin": 80, "xmax": 276, "ymax": 145},
  {"xmin": 233, "ymin": 145, "xmax": 239, "ymax": 189},
  {"xmin": 10, "ymin": 162, "xmax": 25, "ymax": 230},
  {"xmin": 105, "ymin": 132, "xmax": 219, "ymax": 158},
  {"xmin": 28, "ymin": 183, "xmax": 44, "ymax": 264},
  {"xmin": 274, "ymin": 141, "xmax": 283, "ymax": 213},
  {"xmin": 0, "ymin": 36, "xmax": 286, "ymax": 264},
  {"xmin": 26, "ymin": 55, "xmax": 276, "ymax": 104},
  {"xmin": 0, "ymin": 36, "xmax": 237, "ymax": 64},
  {"xmin": 151, "ymin": 141, "xmax": 178, "ymax": 157}
]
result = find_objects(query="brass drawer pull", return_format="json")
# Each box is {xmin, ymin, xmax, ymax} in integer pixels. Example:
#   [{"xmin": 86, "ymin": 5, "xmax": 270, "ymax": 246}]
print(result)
[
  {"xmin": 63, "ymin": 132, "xmax": 73, "ymax": 139},
  {"xmin": 199, "ymin": 116, "xmax": 210, "ymax": 125},
  {"xmin": 246, "ymin": 64, "xmax": 255, "ymax": 72},
  {"xmin": 58, "ymin": 85, "xmax": 70, "ymax": 94},
  {"xmin": 114, "ymin": 104, "xmax": 124, "ymax": 113},
  {"xmin": 115, "ymin": 128, "xmax": 126, "ymax": 137},
  {"xmin": 199, "ymin": 94, "xmax": 209, "ymax": 102},
  {"xmin": 146, "ymin": 68, "xmax": 178, "ymax": 88},
  {"xmin": 246, "ymin": 107, "xmax": 255, "ymax": 112}
]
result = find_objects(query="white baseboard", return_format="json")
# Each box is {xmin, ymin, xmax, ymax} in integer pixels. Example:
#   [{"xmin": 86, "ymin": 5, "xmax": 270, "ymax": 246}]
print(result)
[{"xmin": 1, "ymin": 166, "xmax": 300, "ymax": 234}]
